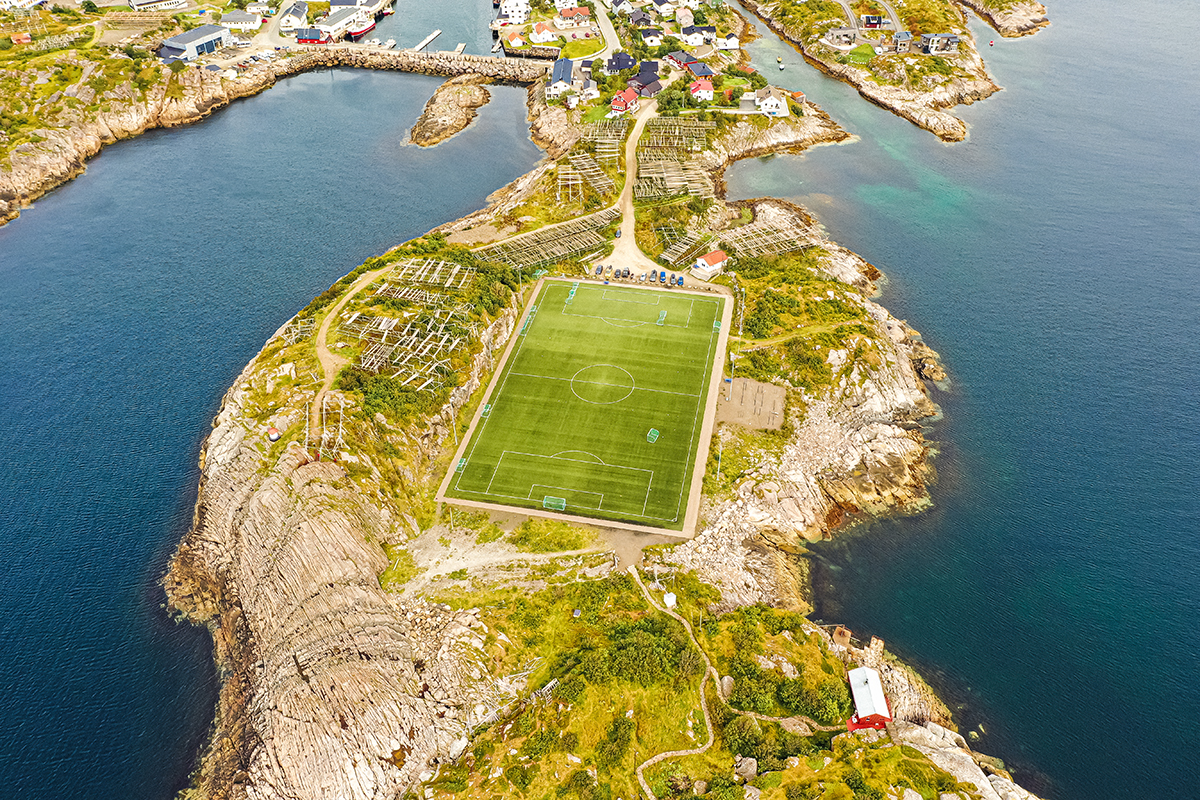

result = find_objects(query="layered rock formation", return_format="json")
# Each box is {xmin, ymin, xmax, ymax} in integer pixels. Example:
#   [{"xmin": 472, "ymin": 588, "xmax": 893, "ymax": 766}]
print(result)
[
  {"xmin": 956, "ymin": 0, "xmax": 1050, "ymax": 37},
  {"xmin": 166, "ymin": 308, "xmax": 521, "ymax": 800},
  {"xmin": 409, "ymin": 74, "xmax": 493, "ymax": 147}
]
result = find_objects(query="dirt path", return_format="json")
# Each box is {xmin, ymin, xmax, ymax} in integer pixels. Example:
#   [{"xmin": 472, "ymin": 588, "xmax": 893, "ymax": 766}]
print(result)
[
  {"xmin": 308, "ymin": 268, "xmax": 388, "ymax": 442},
  {"xmin": 628, "ymin": 565, "xmax": 841, "ymax": 799}
]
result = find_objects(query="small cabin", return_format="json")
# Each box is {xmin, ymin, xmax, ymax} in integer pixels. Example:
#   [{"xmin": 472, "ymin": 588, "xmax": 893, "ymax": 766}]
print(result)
[
  {"xmin": 691, "ymin": 249, "xmax": 728, "ymax": 280},
  {"xmin": 921, "ymin": 32, "xmax": 959, "ymax": 53},
  {"xmin": 847, "ymin": 667, "xmax": 892, "ymax": 730}
]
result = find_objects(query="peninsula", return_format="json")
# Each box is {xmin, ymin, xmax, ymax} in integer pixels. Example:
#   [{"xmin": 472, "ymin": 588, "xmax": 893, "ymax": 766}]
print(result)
[{"xmin": 1, "ymin": 1, "xmax": 1051, "ymax": 799}]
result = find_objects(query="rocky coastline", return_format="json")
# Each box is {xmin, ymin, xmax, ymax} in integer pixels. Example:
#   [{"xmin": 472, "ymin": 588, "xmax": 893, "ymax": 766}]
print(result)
[
  {"xmin": 0, "ymin": 48, "xmax": 546, "ymax": 228},
  {"xmin": 956, "ymin": 0, "xmax": 1051, "ymax": 37},
  {"xmin": 736, "ymin": 0, "xmax": 1001, "ymax": 141}
]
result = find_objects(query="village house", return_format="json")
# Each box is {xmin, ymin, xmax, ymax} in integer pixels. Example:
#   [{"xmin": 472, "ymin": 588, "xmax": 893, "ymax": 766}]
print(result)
[
  {"xmin": 689, "ymin": 78, "xmax": 713, "ymax": 102},
  {"xmin": 715, "ymin": 32, "xmax": 739, "ymax": 50},
  {"xmin": 894, "ymin": 30, "xmax": 912, "ymax": 53},
  {"xmin": 611, "ymin": 87, "xmax": 640, "ymax": 114},
  {"xmin": 246, "ymin": 1, "xmax": 270, "ymax": 15},
  {"xmin": 295, "ymin": 27, "xmax": 329, "ymax": 43},
  {"xmin": 628, "ymin": 10, "xmax": 653, "ymax": 27},
  {"xmin": 330, "ymin": 0, "xmax": 370, "ymax": 10},
  {"xmin": 860, "ymin": 14, "xmax": 885, "ymax": 28},
  {"xmin": 755, "ymin": 85, "xmax": 789, "ymax": 116},
  {"xmin": 498, "ymin": 0, "xmax": 530, "ymax": 24},
  {"xmin": 921, "ymin": 32, "xmax": 959, "ymax": 53},
  {"xmin": 612, "ymin": 0, "xmax": 632, "ymax": 14},
  {"xmin": 530, "ymin": 22, "xmax": 558, "ymax": 44},
  {"xmin": 605, "ymin": 51, "xmax": 636, "ymax": 75},
  {"xmin": 558, "ymin": 7, "xmax": 591, "ymax": 27},
  {"xmin": 678, "ymin": 25, "xmax": 704, "ymax": 47},
  {"xmin": 641, "ymin": 28, "xmax": 664, "ymax": 47},
  {"xmin": 577, "ymin": 79, "xmax": 601, "ymax": 102},
  {"xmin": 692, "ymin": 250, "xmax": 728, "ymax": 280},
  {"xmin": 847, "ymin": 667, "xmax": 892, "ymax": 730},
  {"xmin": 553, "ymin": 0, "xmax": 576, "ymax": 10},
  {"xmin": 674, "ymin": 7, "xmax": 693, "ymax": 28},
  {"xmin": 649, "ymin": 0, "xmax": 676, "ymax": 17},
  {"xmin": 158, "ymin": 24, "xmax": 233, "ymax": 61},
  {"xmin": 505, "ymin": 29, "xmax": 525, "ymax": 47},
  {"xmin": 790, "ymin": 89, "xmax": 806, "ymax": 106},
  {"xmin": 686, "ymin": 59, "xmax": 714, "ymax": 78},
  {"xmin": 547, "ymin": 57, "xmax": 575, "ymax": 98},
  {"xmin": 279, "ymin": 1, "xmax": 308, "ymax": 32},
  {"xmin": 827, "ymin": 27, "xmax": 856, "ymax": 47},
  {"xmin": 220, "ymin": 10, "xmax": 262, "ymax": 31},
  {"xmin": 664, "ymin": 50, "xmax": 695, "ymax": 70}
]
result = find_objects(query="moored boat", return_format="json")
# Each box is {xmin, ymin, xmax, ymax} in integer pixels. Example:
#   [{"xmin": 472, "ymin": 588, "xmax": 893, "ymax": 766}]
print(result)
[{"xmin": 347, "ymin": 14, "xmax": 376, "ymax": 40}]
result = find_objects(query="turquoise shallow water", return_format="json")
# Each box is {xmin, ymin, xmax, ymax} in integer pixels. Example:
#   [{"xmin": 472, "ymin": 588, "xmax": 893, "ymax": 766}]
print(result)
[
  {"xmin": 728, "ymin": 0, "xmax": 1200, "ymax": 797},
  {"xmin": 0, "ymin": 71, "xmax": 541, "ymax": 798},
  {"xmin": 1, "ymin": 1, "xmax": 1197, "ymax": 797}
]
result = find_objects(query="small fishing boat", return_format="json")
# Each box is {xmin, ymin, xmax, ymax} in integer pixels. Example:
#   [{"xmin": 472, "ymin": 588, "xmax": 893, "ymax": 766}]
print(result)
[{"xmin": 777, "ymin": 56, "xmax": 785, "ymax": 70}]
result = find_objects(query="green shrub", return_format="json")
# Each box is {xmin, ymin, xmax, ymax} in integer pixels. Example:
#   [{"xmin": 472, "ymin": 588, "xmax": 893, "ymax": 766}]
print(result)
[
  {"xmin": 595, "ymin": 716, "xmax": 635, "ymax": 770},
  {"xmin": 508, "ymin": 518, "xmax": 589, "ymax": 553}
]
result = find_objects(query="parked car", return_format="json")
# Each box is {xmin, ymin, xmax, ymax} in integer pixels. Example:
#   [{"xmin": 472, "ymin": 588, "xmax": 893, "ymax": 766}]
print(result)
[
  {"xmin": 650, "ymin": 270, "xmax": 658, "ymax": 282},
  {"xmin": 639, "ymin": 272, "xmax": 646, "ymax": 282},
  {"xmin": 660, "ymin": 272, "xmax": 667, "ymax": 283},
  {"xmin": 677, "ymin": 275, "xmax": 684, "ymax": 286},
  {"xmin": 622, "ymin": 268, "xmax": 630, "ymax": 278}
]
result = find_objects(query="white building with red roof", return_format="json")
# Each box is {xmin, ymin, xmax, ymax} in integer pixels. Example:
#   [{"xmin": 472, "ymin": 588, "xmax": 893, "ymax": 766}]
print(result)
[
  {"xmin": 611, "ymin": 87, "xmax": 640, "ymax": 114},
  {"xmin": 689, "ymin": 78, "xmax": 713, "ymax": 102},
  {"xmin": 692, "ymin": 249, "xmax": 728, "ymax": 280}
]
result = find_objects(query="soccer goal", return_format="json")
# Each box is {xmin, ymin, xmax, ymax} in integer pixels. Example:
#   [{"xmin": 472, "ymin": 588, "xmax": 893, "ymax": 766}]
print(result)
[
  {"xmin": 646, "ymin": 429, "xmax": 660, "ymax": 443},
  {"xmin": 657, "ymin": 311, "xmax": 667, "ymax": 326},
  {"xmin": 543, "ymin": 496, "xmax": 567, "ymax": 511}
]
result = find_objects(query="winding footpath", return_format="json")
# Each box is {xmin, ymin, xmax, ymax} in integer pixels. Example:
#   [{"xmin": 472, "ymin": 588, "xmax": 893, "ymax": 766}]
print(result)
[{"xmin": 627, "ymin": 566, "xmax": 842, "ymax": 799}]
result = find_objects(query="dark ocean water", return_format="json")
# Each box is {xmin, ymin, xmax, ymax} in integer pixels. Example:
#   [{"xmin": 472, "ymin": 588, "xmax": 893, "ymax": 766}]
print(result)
[
  {"xmin": 0, "ymin": 71, "xmax": 541, "ymax": 799},
  {"xmin": 1, "ymin": 1, "xmax": 1196, "ymax": 798},
  {"xmin": 727, "ymin": 0, "xmax": 1200, "ymax": 797}
]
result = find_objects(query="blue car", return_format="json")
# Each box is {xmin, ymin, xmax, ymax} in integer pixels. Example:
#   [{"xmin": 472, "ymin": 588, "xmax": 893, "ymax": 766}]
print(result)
[
  {"xmin": 676, "ymin": 275, "xmax": 684, "ymax": 286},
  {"xmin": 660, "ymin": 272, "xmax": 666, "ymax": 284}
]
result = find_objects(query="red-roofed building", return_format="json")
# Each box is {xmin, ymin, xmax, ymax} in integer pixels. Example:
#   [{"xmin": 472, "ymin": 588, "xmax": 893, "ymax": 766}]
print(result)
[
  {"xmin": 530, "ymin": 21, "xmax": 558, "ymax": 43},
  {"xmin": 689, "ymin": 78, "xmax": 713, "ymax": 102},
  {"xmin": 611, "ymin": 87, "xmax": 640, "ymax": 114},
  {"xmin": 692, "ymin": 249, "xmax": 728, "ymax": 280},
  {"xmin": 558, "ymin": 6, "xmax": 591, "ymax": 27},
  {"xmin": 847, "ymin": 667, "xmax": 892, "ymax": 730}
]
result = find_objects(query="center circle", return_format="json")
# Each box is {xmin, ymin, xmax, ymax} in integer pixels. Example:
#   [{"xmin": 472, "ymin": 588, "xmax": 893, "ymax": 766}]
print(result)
[{"xmin": 570, "ymin": 364, "xmax": 635, "ymax": 405}]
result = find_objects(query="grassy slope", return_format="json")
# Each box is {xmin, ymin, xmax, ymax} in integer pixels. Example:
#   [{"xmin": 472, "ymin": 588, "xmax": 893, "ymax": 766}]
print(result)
[{"xmin": 446, "ymin": 281, "xmax": 723, "ymax": 529}]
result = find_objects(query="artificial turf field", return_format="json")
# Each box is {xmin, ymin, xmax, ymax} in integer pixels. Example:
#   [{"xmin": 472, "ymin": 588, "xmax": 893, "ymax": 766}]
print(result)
[{"xmin": 442, "ymin": 280, "xmax": 726, "ymax": 531}]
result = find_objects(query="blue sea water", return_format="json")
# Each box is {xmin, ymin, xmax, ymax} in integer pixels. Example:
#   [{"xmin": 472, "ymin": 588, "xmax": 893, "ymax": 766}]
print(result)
[
  {"xmin": 1, "ymin": 1, "xmax": 1196, "ymax": 798},
  {"xmin": 727, "ymin": 0, "xmax": 1200, "ymax": 797},
  {"xmin": 0, "ymin": 71, "xmax": 541, "ymax": 799}
]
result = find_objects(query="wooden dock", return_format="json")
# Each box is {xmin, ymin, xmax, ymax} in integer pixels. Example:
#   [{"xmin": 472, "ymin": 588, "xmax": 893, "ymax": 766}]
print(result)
[
  {"xmin": 412, "ymin": 29, "xmax": 441, "ymax": 52},
  {"xmin": 453, "ymin": 42, "xmax": 466, "ymax": 54}
]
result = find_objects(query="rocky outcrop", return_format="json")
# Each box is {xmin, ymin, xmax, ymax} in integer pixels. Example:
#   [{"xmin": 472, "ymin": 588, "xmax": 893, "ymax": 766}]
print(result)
[
  {"xmin": 736, "ymin": 0, "xmax": 1000, "ymax": 141},
  {"xmin": 410, "ymin": 74, "xmax": 492, "ymax": 147},
  {"xmin": 0, "ymin": 48, "xmax": 547, "ymax": 227},
  {"xmin": 525, "ymin": 83, "xmax": 580, "ymax": 158},
  {"xmin": 956, "ymin": 0, "xmax": 1050, "ymax": 37},
  {"xmin": 165, "ymin": 306, "xmax": 520, "ymax": 800},
  {"xmin": 699, "ymin": 106, "xmax": 851, "ymax": 192}
]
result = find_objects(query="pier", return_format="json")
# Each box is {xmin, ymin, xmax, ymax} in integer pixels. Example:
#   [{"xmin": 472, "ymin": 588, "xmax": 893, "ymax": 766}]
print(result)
[{"xmin": 412, "ymin": 29, "xmax": 441, "ymax": 52}]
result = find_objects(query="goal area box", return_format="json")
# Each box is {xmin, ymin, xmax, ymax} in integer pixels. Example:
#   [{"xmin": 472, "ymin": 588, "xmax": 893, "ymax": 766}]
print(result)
[{"xmin": 439, "ymin": 279, "xmax": 728, "ymax": 534}]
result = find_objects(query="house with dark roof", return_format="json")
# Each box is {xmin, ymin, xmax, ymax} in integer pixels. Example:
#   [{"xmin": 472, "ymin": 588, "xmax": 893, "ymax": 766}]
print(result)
[
  {"xmin": 641, "ymin": 28, "xmax": 664, "ymax": 47},
  {"xmin": 159, "ymin": 24, "xmax": 232, "ymax": 61},
  {"xmin": 279, "ymin": 1, "xmax": 308, "ymax": 32},
  {"xmin": 547, "ymin": 57, "xmax": 575, "ymax": 98},
  {"xmin": 893, "ymin": 30, "xmax": 912, "ymax": 53},
  {"xmin": 628, "ymin": 10, "xmax": 653, "ymax": 27},
  {"xmin": 921, "ymin": 32, "xmax": 959, "ymax": 53},
  {"xmin": 296, "ymin": 27, "xmax": 329, "ymax": 43},
  {"xmin": 754, "ymin": 85, "xmax": 789, "ymax": 116},
  {"xmin": 604, "ymin": 51, "xmax": 636, "ymax": 75},
  {"xmin": 686, "ymin": 60, "xmax": 714, "ymax": 78},
  {"xmin": 664, "ymin": 50, "xmax": 695, "ymax": 70}
]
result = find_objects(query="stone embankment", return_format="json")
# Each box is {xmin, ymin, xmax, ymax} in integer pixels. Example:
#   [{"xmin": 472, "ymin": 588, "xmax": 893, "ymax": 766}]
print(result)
[
  {"xmin": 955, "ymin": 0, "xmax": 1050, "ymax": 37},
  {"xmin": 409, "ymin": 74, "xmax": 493, "ymax": 147},
  {"xmin": 698, "ymin": 105, "xmax": 851, "ymax": 191},
  {"xmin": 736, "ymin": 0, "xmax": 999, "ymax": 141},
  {"xmin": 165, "ymin": 304, "xmax": 522, "ymax": 800},
  {"xmin": 0, "ymin": 49, "xmax": 547, "ymax": 227}
]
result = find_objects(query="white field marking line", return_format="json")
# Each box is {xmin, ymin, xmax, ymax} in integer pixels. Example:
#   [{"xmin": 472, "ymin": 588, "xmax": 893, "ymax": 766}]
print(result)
[
  {"xmin": 453, "ymin": 284, "xmax": 542, "ymax": 495},
  {"xmin": 528, "ymin": 484, "xmax": 604, "ymax": 509},
  {"xmin": 507, "ymin": 371, "xmax": 700, "ymax": 399},
  {"xmin": 551, "ymin": 450, "xmax": 606, "ymax": 463},
  {"xmin": 602, "ymin": 318, "xmax": 648, "ymax": 328},
  {"xmin": 454, "ymin": 487, "xmax": 678, "ymax": 522},
  {"xmin": 564, "ymin": 307, "xmax": 693, "ymax": 328},
  {"xmin": 601, "ymin": 289, "xmax": 662, "ymax": 306},
  {"xmin": 492, "ymin": 450, "xmax": 660, "ymax": 517},
  {"xmin": 668, "ymin": 316, "xmax": 719, "ymax": 522}
]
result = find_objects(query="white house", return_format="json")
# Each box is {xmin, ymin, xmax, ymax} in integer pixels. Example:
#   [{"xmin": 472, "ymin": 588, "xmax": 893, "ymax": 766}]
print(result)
[
  {"xmin": 553, "ymin": 0, "xmax": 576, "ymax": 9},
  {"xmin": 505, "ymin": 30, "xmax": 525, "ymax": 47},
  {"xmin": 649, "ymin": 0, "xmax": 675, "ymax": 17},
  {"xmin": 220, "ymin": 10, "xmax": 262, "ymax": 30},
  {"xmin": 678, "ymin": 25, "xmax": 705, "ymax": 47},
  {"xmin": 674, "ymin": 7, "xmax": 693, "ymax": 28},
  {"xmin": 498, "ymin": 0, "xmax": 530, "ymax": 24},
  {"xmin": 716, "ymin": 33, "xmax": 739, "ymax": 50},
  {"xmin": 246, "ymin": 1, "xmax": 271, "ymax": 15},
  {"xmin": 847, "ymin": 667, "xmax": 892, "ymax": 730},
  {"xmin": 279, "ymin": 1, "xmax": 308, "ymax": 32},
  {"xmin": 691, "ymin": 249, "xmax": 728, "ymax": 280},
  {"xmin": 577, "ymin": 78, "xmax": 601, "ymax": 102},
  {"xmin": 558, "ymin": 6, "xmax": 591, "ymax": 27},
  {"xmin": 641, "ymin": 28, "xmax": 664, "ymax": 47},
  {"xmin": 530, "ymin": 22, "xmax": 558, "ymax": 44},
  {"xmin": 546, "ymin": 57, "xmax": 574, "ymax": 98},
  {"xmin": 611, "ymin": 87, "xmax": 639, "ymax": 114},
  {"xmin": 688, "ymin": 78, "xmax": 712, "ymax": 102},
  {"xmin": 754, "ymin": 85, "xmax": 789, "ymax": 117},
  {"xmin": 612, "ymin": 0, "xmax": 633, "ymax": 14}
]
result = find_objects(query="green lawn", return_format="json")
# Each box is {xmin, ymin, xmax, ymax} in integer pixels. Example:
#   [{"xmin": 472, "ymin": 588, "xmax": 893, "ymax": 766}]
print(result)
[{"xmin": 445, "ymin": 280, "xmax": 724, "ymax": 530}]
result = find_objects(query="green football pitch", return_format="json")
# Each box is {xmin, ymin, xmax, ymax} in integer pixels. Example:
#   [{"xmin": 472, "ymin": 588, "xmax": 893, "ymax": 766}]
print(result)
[{"xmin": 444, "ymin": 280, "xmax": 725, "ymax": 531}]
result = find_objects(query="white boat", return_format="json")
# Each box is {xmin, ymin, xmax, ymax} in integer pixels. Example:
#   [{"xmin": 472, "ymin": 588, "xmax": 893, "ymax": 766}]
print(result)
[{"xmin": 384, "ymin": 38, "xmax": 396, "ymax": 49}]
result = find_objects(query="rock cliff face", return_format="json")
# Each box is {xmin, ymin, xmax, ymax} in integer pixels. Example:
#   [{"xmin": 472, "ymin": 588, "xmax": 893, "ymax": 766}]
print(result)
[
  {"xmin": 165, "ymin": 308, "xmax": 520, "ymax": 800},
  {"xmin": 0, "ymin": 49, "xmax": 547, "ymax": 227},
  {"xmin": 956, "ymin": 0, "xmax": 1050, "ymax": 37},
  {"xmin": 409, "ymin": 74, "xmax": 493, "ymax": 147}
]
